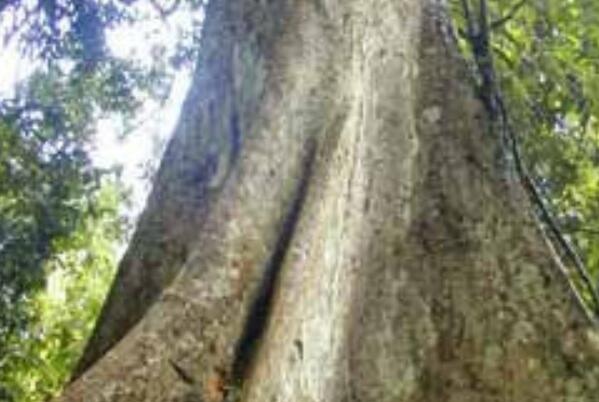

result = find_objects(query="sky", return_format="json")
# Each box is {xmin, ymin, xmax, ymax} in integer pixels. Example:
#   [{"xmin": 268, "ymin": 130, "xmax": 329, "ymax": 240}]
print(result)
[
  {"xmin": 94, "ymin": 6, "xmax": 195, "ymax": 216},
  {"xmin": 0, "ymin": 3, "xmax": 196, "ymax": 220}
]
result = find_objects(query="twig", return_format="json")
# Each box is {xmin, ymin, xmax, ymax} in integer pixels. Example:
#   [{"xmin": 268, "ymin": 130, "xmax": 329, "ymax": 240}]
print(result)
[
  {"xmin": 491, "ymin": 0, "xmax": 528, "ymax": 30},
  {"xmin": 491, "ymin": 44, "xmax": 515, "ymax": 67},
  {"xmin": 565, "ymin": 227, "xmax": 599, "ymax": 236},
  {"xmin": 460, "ymin": 0, "xmax": 475, "ymax": 38},
  {"xmin": 149, "ymin": 0, "xmax": 181, "ymax": 19}
]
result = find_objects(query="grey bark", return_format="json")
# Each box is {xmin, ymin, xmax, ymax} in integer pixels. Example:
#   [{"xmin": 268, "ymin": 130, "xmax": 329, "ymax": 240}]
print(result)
[{"xmin": 61, "ymin": 0, "xmax": 599, "ymax": 401}]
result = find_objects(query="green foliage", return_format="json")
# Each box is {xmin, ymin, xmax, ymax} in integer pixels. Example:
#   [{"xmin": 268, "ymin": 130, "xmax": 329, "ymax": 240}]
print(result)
[
  {"xmin": 0, "ymin": 0, "xmax": 201, "ymax": 396},
  {"xmin": 0, "ymin": 0, "xmax": 182, "ymax": 360},
  {"xmin": 453, "ymin": 0, "xmax": 599, "ymax": 298},
  {"xmin": 1, "ymin": 0, "xmax": 129, "ymax": 66},
  {"xmin": 0, "ymin": 62, "xmax": 141, "ymax": 354},
  {"xmin": 0, "ymin": 181, "xmax": 125, "ymax": 402},
  {"xmin": 0, "ymin": 0, "xmax": 203, "ymax": 73}
]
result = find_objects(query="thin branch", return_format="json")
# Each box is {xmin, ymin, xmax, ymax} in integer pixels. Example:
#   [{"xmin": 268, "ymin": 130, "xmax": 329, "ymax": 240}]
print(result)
[
  {"xmin": 491, "ymin": 0, "xmax": 528, "ymax": 30},
  {"xmin": 149, "ymin": 0, "xmax": 181, "ymax": 19},
  {"xmin": 565, "ymin": 227, "xmax": 599, "ymax": 236},
  {"xmin": 491, "ymin": 44, "xmax": 515, "ymax": 68},
  {"xmin": 460, "ymin": 0, "xmax": 475, "ymax": 38},
  {"xmin": 478, "ymin": 0, "xmax": 490, "ymax": 38}
]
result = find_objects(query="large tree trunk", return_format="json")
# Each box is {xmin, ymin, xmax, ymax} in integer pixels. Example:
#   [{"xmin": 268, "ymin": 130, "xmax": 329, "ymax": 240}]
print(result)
[{"xmin": 62, "ymin": 0, "xmax": 599, "ymax": 401}]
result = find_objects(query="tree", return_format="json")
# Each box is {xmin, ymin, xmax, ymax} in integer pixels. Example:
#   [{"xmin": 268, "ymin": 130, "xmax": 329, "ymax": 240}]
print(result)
[{"xmin": 57, "ymin": 0, "xmax": 599, "ymax": 400}]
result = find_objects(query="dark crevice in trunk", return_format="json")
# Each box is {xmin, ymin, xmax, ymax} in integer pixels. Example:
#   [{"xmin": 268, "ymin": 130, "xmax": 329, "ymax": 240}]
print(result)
[
  {"xmin": 229, "ymin": 138, "xmax": 317, "ymax": 387},
  {"xmin": 230, "ymin": 108, "xmax": 242, "ymax": 167}
]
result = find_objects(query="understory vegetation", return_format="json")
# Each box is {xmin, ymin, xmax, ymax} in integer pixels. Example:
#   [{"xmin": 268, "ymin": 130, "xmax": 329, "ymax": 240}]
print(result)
[{"xmin": 0, "ymin": 0, "xmax": 599, "ymax": 400}]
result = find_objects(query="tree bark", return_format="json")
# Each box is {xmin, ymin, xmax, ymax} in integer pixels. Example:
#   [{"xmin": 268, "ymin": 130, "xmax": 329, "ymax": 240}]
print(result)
[{"xmin": 62, "ymin": 0, "xmax": 599, "ymax": 401}]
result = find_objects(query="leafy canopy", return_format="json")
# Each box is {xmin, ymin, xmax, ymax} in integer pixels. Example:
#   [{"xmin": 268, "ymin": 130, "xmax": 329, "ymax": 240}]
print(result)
[
  {"xmin": 0, "ymin": 182, "xmax": 125, "ymax": 402},
  {"xmin": 0, "ymin": 0, "xmax": 201, "ymax": 400},
  {"xmin": 452, "ymin": 0, "xmax": 599, "ymax": 308}
]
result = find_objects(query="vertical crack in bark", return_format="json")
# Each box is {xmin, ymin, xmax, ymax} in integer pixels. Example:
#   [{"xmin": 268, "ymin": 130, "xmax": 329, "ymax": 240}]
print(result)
[
  {"xmin": 230, "ymin": 138, "xmax": 317, "ymax": 387},
  {"xmin": 230, "ymin": 108, "xmax": 242, "ymax": 167}
]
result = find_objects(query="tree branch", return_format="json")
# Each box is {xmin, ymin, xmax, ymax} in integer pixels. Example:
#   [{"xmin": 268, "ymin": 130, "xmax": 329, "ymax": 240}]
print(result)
[
  {"xmin": 566, "ymin": 227, "xmax": 599, "ymax": 236},
  {"xmin": 149, "ymin": 0, "xmax": 181, "ymax": 19},
  {"xmin": 491, "ymin": 0, "xmax": 528, "ymax": 30},
  {"xmin": 460, "ymin": 0, "xmax": 475, "ymax": 38}
]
